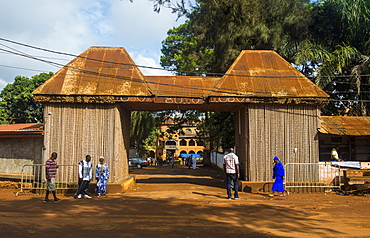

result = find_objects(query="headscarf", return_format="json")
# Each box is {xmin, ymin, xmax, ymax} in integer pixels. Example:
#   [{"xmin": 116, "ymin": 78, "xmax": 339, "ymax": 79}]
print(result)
[
  {"xmin": 99, "ymin": 156, "xmax": 105, "ymax": 174},
  {"xmin": 273, "ymin": 156, "xmax": 280, "ymax": 162}
]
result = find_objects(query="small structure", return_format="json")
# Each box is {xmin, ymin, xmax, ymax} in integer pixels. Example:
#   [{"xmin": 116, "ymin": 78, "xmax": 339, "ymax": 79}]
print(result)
[
  {"xmin": 0, "ymin": 123, "xmax": 43, "ymax": 177},
  {"xmin": 319, "ymin": 116, "xmax": 370, "ymax": 162}
]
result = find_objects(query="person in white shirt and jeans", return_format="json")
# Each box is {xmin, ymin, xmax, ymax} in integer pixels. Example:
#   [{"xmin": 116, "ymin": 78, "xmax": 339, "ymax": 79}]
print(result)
[{"xmin": 223, "ymin": 148, "xmax": 240, "ymax": 200}]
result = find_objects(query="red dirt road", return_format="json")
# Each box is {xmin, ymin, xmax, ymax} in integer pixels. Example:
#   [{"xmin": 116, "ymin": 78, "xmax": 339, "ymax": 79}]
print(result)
[{"xmin": 1, "ymin": 164, "xmax": 369, "ymax": 237}]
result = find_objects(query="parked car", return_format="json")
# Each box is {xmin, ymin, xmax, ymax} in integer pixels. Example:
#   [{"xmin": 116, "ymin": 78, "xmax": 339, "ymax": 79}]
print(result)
[{"xmin": 129, "ymin": 158, "xmax": 149, "ymax": 169}]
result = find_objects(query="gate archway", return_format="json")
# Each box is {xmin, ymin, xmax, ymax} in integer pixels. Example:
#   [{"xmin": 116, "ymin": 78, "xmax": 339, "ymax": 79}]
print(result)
[{"xmin": 33, "ymin": 47, "xmax": 328, "ymax": 187}]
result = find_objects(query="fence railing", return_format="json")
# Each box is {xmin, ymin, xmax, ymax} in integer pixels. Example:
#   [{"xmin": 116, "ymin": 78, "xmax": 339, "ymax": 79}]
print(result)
[
  {"xmin": 16, "ymin": 164, "xmax": 79, "ymax": 196},
  {"xmin": 285, "ymin": 162, "xmax": 341, "ymax": 192}
]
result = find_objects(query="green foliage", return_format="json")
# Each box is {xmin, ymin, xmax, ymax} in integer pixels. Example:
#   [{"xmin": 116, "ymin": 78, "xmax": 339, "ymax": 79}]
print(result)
[
  {"xmin": 160, "ymin": 20, "xmax": 214, "ymax": 75},
  {"xmin": 190, "ymin": 0, "xmax": 312, "ymax": 72},
  {"xmin": 293, "ymin": 0, "xmax": 370, "ymax": 115},
  {"xmin": 0, "ymin": 72, "xmax": 53, "ymax": 124},
  {"xmin": 197, "ymin": 111, "xmax": 235, "ymax": 151},
  {"xmin": 130, "ymin": 111, "xmax": 159, "ymax": 156}
]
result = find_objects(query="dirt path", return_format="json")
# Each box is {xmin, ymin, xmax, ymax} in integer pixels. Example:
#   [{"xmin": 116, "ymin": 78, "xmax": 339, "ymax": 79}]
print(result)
[{"xmin": 0, "ymin": 164, "xmax": 369, "ymax": 237}]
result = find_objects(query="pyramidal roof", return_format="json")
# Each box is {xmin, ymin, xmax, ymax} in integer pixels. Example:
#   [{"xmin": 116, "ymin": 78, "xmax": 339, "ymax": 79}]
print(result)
[
  {"xmin": 214, "ymin": 50, "xmax": 328, "ymax": 98},
  {"xmin": 33, "ymin": 48, "xmax": 328, "ymax": 103},
  {"xmin": 33, "ymin": 47, "xmax": 153, "ymax": 96}
]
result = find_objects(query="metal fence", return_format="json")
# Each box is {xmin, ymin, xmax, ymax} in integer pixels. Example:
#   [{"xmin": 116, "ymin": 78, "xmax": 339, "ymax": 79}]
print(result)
[
  {"xmin": 16, "ymin": 164, "xmax": 79, "ymax": 196},
  {"xmin": 285, "ymin": 162, "xmax": 342, "ymax": 193}
]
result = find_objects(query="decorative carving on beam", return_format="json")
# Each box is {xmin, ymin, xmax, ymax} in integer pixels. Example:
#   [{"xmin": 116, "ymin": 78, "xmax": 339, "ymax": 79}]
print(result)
[
  {"xmin": 209, "ymin": 97, "xmax": 252, "ymax": 103},
  {"xmin": 154, "ymin": 97, "xmax": 204, "ymax": 104},
  {"xmin": 114, "ymin": 97, "xmax": 153, "ymax": 103},
  {"xmin": 33, "ymin": 95, "xmax": 114, "ymax": 103}
]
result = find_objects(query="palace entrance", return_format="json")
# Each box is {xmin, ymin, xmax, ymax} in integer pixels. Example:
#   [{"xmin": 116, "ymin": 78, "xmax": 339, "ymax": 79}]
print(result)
[{"xmin": 33, "ymin": 47, "xmax": 328, "ymax": 188}]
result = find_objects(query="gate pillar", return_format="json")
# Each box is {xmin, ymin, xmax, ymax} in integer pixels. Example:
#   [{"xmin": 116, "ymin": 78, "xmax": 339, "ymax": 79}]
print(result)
[{"xmin": 42, "ymin": 103, "xmax": 130, "ymax": 183}]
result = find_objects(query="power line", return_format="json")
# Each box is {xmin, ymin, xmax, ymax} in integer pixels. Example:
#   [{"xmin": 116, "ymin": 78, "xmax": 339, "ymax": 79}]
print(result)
[
  {"xmin": 0, "ymin": 47, "xmax": 63, "ymax": 68},
  {"xmin": 0, "ymin": 48, "xmax": 369, "ymax": 99},
  {"xmin": 0, "ymin": 37, "xmax": 173, "ymax": 73},
  {"xmin": 0, "ymin": 64, "xmax": 48, "ymax": 72},
  {"xmin": 1, "ymin": 57, "xmax": 369, "ymax": 88},
  {"xmin": 1, "ymin": 38, "xmax": 370, "ymax": 102},
  {"xmin": 1, "ymin": 37, "xmax": 370, "ymax": 79}
]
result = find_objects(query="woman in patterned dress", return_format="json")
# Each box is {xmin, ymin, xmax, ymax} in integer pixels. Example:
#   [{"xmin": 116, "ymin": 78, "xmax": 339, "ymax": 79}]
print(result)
[{"xmin": 95, "ymin": 156, "xmax": 109, "ymax": 197}]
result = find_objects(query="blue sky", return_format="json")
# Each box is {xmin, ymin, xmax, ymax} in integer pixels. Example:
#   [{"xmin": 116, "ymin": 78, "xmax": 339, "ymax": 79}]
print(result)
[{"xmin": 0, "ymin": 0, "xmax": 186, "ymax": 91}]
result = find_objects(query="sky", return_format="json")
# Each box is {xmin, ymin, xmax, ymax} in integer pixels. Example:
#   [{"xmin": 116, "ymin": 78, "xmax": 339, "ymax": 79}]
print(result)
[{"xmin": 0, "ymin": 0, "xmax": 187, "ymax": 91}]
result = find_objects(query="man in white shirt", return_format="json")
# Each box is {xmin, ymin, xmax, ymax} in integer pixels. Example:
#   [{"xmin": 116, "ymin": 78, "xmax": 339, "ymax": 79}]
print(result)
[
  {"xmin": 223, "ymin": 148, "xmax": 240, "ymax": 200},
  {"xmin": 76, "ymin": 155, "xmax": 93, "ymax": 199}
]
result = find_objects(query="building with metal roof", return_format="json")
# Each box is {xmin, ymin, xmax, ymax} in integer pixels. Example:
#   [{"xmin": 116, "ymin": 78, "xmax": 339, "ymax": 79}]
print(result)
[
  {"xmin": 319, "ymin": 116, "xmax": 370, "ymax": 161},
  {"xmin": 0, "ymin": 123, "xmax": 43, "ymax": 137},
  {"xmin": 31, "ymin": 46, "xmax": 329, "ymax": 186},
  {"xmin": 0, "ymin": 123, "xmax": 43, "ymax": 175}
]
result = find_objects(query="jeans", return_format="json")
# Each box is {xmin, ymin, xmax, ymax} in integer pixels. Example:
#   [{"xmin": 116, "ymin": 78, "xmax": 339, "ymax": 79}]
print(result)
[
  {"xmin": 77, "ymin": 179, "xmax": 90, "ymax": 195},
  {"xmin": 226, "ymin": 173, "xmax": 239, "ymax": 198}
]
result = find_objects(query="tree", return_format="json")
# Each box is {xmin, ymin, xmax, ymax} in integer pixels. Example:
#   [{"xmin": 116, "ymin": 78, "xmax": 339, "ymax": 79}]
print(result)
[
  {"xmin": 161, "ymin": 20, "xmax": 214, "ymax": 75},
  {"xmin": 0, "ymin": 72, "xmax": 53, "ymax": 124},
  {"xmin": 293, "ymin": 0, "xmax": 370, "ymax": 115},
  {"xmin": 197, "ymin": 111, "xmax": 234, "ymax": 151},
  {"xmin": 130, "ymin": 111, "xmax": 159, "ymax": 157},
  {"xmin": 190, "ymin": 0, "xmax": 312, "ymax": 72}
]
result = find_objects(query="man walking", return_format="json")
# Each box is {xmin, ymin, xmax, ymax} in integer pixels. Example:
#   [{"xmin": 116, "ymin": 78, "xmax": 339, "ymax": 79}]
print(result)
[
  {"xmin": 223, "ymin": 148, "xmax": 240, "ymax": 200},
  {"xmin": 76, "ymin": 155, "xmax": 93, "ymax": 199},
  {"xmin": 44, "ymin": 152, "xmax": 62, "ymax": 203}
]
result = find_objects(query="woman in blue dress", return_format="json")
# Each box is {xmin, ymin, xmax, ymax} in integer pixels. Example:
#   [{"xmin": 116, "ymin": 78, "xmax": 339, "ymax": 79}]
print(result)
[
  {"xmin": 95, "ymin": 156, "xmax": 109, "ymax": 197},
  {"xmin": 270, "ymin": 156, "xmax": 285, "ymax": 197}
]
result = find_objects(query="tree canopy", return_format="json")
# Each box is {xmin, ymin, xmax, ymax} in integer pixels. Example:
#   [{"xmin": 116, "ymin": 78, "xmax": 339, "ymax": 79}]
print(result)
[
  {"xmin": 293, "ymin": 0, "xmax": 370, "ymax": 116},
  {"xmin": 0, "ymin": 72, "xmax": 53, "ymax": 124}
]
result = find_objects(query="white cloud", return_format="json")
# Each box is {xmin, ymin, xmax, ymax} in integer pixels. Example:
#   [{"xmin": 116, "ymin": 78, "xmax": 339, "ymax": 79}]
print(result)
[
  {"xmin": 0, "ymin": 0, "xmax": 184, "ymax": 91},
  {"xmin": 130, "ymin": 52, "xmax": 172, "ymax": 76},
  {"xmin": 0, "ymin": 78, "xmax": 8, "ymax": 90}
]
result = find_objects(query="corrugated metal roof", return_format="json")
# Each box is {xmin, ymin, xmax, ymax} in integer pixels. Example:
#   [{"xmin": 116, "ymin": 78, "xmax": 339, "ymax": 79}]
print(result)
[
  {"xmin": 33, "ymin": 47, "xmax": 328, "ymax": 102},
  {"xmin": 32, "ymin": 47, "xmax": 153, "ymax": 96},
  {"xmin": 0, "ymin": 123, "xmax": 43, "ymax": 137},
  {"xmin": 319, "ymin": 116, "xmax": 370, "ymax": 136},
  {"xmin": 145, "ymin": 76, "xmax": 220, "ymax": 98},
  {"xmin": 0, "ymin": 123, "xmax": 43, "ymax": 131},
  {"xmin": 214, "ymin": 50, "xmax": 329, "ymax": 98}
]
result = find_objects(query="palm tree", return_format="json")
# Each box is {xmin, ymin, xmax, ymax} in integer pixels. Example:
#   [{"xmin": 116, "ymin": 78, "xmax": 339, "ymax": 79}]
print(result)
[{"xmin": 292, "ymin": 0, "xmax": 370, "ymax": 115}]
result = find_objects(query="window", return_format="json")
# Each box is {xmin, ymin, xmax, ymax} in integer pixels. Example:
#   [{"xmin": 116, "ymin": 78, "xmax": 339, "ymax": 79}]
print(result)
[
  {"xmin": 180, "ymin": 139, "xmax": 187, "ymax": 146},
  {"xmin": 166, "ymin": 140, "xmax": 176, "ymax": 145},
  {"xmin": 197, "ymin": 140, "xmax": 204, "ymax": 146},
  {"xmin": 189, "ymin": 139, "xmax": 195, "ymax": 146}
]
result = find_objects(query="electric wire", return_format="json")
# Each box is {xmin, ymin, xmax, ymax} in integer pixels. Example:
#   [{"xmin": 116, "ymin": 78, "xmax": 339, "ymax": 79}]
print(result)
[
  {"xmin": 0, "ymin": 64, "xmax": 47, "ymax": 72},
  {"xmin": 1, "ymin": 38, "xmax": 370, "ymax": 102},
  {"xmin": 0, "ymin": 48, "xmax": 368, "ymax": 101},
  {"xmin": 2, "ymin": 37, "xmax": 370, "ymax": 79}
]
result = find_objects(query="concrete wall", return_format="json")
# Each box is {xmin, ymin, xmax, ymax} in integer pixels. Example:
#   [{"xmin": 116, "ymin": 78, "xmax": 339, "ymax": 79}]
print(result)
[
  {"xmin": 210, "ymin": 151, "xmax": 225, "ymax": 169},
  {"xmin": 0, "ymin": 137, "xmax": 43, "ymax": 174}
]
